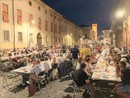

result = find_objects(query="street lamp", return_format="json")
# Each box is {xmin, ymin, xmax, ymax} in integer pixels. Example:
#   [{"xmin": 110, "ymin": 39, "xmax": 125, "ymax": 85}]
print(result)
[
  {"xmin": 116, "ymin": 10, "xmax": 125, "ymax": 18},
  {"xmin": 116, "ymin": 9, "xmax": 128, "ymax": 49}
]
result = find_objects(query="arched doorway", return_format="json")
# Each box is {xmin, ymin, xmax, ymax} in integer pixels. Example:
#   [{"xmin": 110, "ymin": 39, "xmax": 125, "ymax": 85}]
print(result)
[{"xmin": 37, "ymin": 33, "xmax": 42, "ymax": 47}]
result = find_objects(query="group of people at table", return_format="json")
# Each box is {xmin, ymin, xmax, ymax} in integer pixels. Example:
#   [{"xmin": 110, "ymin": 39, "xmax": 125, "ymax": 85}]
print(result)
[
  {"xmin": 71, "ymin": 44, "xmax": 130, "ymax": 98},
  {"xmin": 0, "ymin": 44, "xmax": 130, "ymax": 98}
]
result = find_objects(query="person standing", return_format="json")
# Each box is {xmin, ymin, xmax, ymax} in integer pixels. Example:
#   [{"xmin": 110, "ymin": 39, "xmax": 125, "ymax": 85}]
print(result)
[{"xmin": 71, "ymin": 45, "xmax": 80, "ymax": 70}]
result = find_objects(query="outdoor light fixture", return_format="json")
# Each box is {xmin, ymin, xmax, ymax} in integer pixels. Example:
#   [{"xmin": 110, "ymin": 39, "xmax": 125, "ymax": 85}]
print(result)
[
  {"xmin": 116, "ymin": 10, "xmax": 125, "ymax": 18},
  {"xmin": 31, "ymin": 20, "xmax": 35, "ymax": 24}
]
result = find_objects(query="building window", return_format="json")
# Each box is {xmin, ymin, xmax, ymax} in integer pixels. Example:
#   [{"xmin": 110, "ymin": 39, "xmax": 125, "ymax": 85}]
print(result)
[
  {"xmin": 18, "ymin": 32, "xmax": 22, "ymax": 42},
  {"xmin": 45, "ymin": 20, "xmax": 48, "ymax": 31},
  {"xmin": 59, "ymin": 25, "xmax": 60, "ymax": 33},
  {"xmin": 45, "ymin": 10, "xmax": 47, "ymax": 14},
  {"xmin": 54, "ymin": 24, "xmax": 57, "ymax": 33},
  {"xmin": 38, "ymin": 6, "xmax": 41, "ymax": 11},
  {"xmin": 29, "ymin": 1, "xmax": 32, "ymax": 6},
  {"xmin": 29, "ymin": 14, "xmax": 33, "ymax": 27},
  {"xmin": 62, "ymin": 38, "xmax": 63, "ymax": 43},
  {"xmin": 38, "ymin": 17, "xmax": 41, "ymax": 29},
  {"xmin": 50, "ymin": 13, "xmax": 52, "ymax": 17},
  {"xmin": 51, "ymin": 22, "xmax": 53, "ymax": 32},
  {"xmin": 2, "ymin": 3, "xmax": 9, "ymax": 22},
  {"xmin": 51, "ymin": 36, "xmax": 53, "ymax": 42},
  {"xmin": 30, "ymin": 33, "xmax": 33, "ymax": 43},
  {"xmin": 59, "ymin": 37, "xmax": 61, "ymax": 42},
  {"xmin": 17, "ymin": 9, "xmax": 22, "ymax": 25},
  {"xmin": 3, "ymin": 30, "xmax": 9, "ymax": 41},
  {"xmin": 46, "ymin": 35, "xmax": 48, "ymax": 43},
  {"xmin": 55, "ymin": 37, "xmax": 57, "ymax": 42}
]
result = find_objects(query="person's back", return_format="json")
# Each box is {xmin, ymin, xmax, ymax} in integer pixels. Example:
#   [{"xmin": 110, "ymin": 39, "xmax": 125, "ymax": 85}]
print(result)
[
  {"xmin": 122, "ymin": 67, "xmax": 130, "ymax": 85},
  {"xmin": 71, "ymin": 45, "xmax": 79, "ymax": 59},
  {"xmin": 73, "ymin": 69, "xmax": 89, "ymax": 86},
  {"xmin": 73, "ymin": 63, "xmax": 89, "ymax": 87},
  {"xmin": 71, "ymin": 45, "xmax": 80, "ymax": 70}
]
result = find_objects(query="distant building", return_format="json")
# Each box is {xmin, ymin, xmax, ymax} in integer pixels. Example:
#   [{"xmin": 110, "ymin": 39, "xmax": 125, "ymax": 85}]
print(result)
[
  {"xmin": 111, "ymin": 0, "xmax": 130, "ymax": 49},
  {"xmin": 92, "ymin": 23, "xmax": 98, "ymax": 41},
  {"xmin": 0, "ymin": 0, "xmax": 83, "ymax": 50},
  {"xmin": 102, "ymin": 29, "xmax": 111, "ymax": 44},
  {"xmin": 80, "ymin": 26, "xmax": 92, "ymax": 40}
]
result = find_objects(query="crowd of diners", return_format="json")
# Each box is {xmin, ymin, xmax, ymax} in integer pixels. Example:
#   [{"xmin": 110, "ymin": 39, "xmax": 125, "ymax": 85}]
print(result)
[{"xmin": 0, "ymin": 44, "xmax": 130, "ymax": 98}]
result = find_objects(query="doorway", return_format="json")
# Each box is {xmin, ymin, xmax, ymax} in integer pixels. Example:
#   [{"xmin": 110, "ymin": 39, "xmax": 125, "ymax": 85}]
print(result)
[{"xmin": 37, "ymin": 33, "xmax": 42, "ymax": 47}]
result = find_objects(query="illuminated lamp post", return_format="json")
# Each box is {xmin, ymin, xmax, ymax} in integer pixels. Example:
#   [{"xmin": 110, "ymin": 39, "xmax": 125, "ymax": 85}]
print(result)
[{"xmin": 116, "ymin": 9, "xmax": 128, "ymax": 49}]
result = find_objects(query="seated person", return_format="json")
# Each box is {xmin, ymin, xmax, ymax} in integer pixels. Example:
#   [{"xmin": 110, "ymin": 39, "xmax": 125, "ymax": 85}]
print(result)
[
  {"xmin": 51, "ymin": 57, "xmax": 58, "ymax": 80},
  {"xmin": 19, "ymin": 57, "xmax": 28, "ymax": 67},
  {"xmin": 73, "ymin": 63, "xmax": 94, "ymax": 96},
  {"xmin": 41, "ymin": 56, "xmax": 52, "ymax": 73},
  {"xmin": 85, "ymin": 56, "xmax": 93, "ymax": 75},
  {"xmin": 115, "ymin": 61, "xmax": 130, "ymax": 98},
  {"xmin": 29, "ymin": 59, "xmax": 45, "ymax": 85}
]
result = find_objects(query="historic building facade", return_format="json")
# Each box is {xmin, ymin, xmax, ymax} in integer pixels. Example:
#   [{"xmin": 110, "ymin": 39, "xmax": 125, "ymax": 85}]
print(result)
[
  {"xmin": 111, "ymin": 0, "xmax": 130, "ymax": 49},
  {"xmin": 0, "ymin": 0, "xmax": 83, "ymax": 50},
  {"xmin": 102, "ymin": 29, "xmax": 111, "ymax": 44}
]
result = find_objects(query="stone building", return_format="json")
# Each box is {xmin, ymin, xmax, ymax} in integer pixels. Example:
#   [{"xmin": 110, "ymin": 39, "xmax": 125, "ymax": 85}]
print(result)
[
  {"xmin": 102, "ymin": 29, "xmax": 111, "ymax": 44},
  {"xmin": 0, "ymin": 0, "xmax": 83, "ymax": 50}
]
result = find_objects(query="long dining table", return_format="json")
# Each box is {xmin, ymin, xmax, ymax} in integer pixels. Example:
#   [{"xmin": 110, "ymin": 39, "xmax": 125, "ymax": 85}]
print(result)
[{"xmin": 91, "ymin": 57, "xmax": 121, "ymax": 96}]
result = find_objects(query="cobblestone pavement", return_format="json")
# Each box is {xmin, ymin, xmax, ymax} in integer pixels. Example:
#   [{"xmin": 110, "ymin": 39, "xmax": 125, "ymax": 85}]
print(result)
[{"xmin": 0, "ymin": 75, "xmax": 119, "ymax": 98}]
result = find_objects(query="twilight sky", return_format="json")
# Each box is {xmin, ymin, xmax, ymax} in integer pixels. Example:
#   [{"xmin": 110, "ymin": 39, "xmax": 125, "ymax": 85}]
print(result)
[{"xmin": 42, "ymin": 0, "xmax": 118, "ymax": 35}]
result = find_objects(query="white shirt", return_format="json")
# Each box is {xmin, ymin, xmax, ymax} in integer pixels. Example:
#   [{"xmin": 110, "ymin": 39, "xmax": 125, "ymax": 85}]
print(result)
[
  {"xmin": 30, "ymin": 64, "xmax": 44, "ymax": 76},
  {"xmin": 42, "ymin": 60, "xmax": 52, "ymax": 72},
  {"xmin": 57, "ymin": 56, "xmax": 64, "ymax": 64}
]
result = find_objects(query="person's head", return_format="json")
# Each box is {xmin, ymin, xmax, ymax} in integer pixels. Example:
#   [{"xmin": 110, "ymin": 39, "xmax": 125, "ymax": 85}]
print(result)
[
  {"xmin": 80, "ymin": 63, "xmax": 86, "ymax": 70},
  {"xmin": 78, "ymin": 57, "xmax": 83, "ymax": 63},
  {"xmin": 120, "ymin": 58, "xmax": 127, "ymax": 64},
  {"xmin": 44, "ymin": 56, "xmax": 48, "ymax": 61},
  {"xmin": 116, "ymin": 54, "xmax": 121, "ymax": 61},
  {"xmin": 85, "ymin": 55, "xmax": 91, "ymax": 62},
  {"xmin": 32, "ymin": 58, "xmax": 40, "ymax": 66},
  {"xmin": 23, "ymin": 57, "xmax": 29, "ymax": 63},
  {"xmin": 52, "ymin": 57, "xmax": 56, "ymax": 63},
  {"xmin": 118, "ymin": 61, "xmax": 126, "ymax": 70},
  {"xmin": 74, "ymin": 45, "xmax": 77, "ymax": 48}
]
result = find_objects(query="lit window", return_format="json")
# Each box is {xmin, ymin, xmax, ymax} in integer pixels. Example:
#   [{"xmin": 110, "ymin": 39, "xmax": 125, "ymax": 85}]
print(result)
[
  {"xmin": 17, "ymin": 9, "xmax": 22, "ymax": 25},
  {"xmin": 3, "ymin": 30, "xmax": 9, "ymax": 41},
  {"xmin": 18, "ymin": 32, "xmax": 22, "ymax": 42},
  {"xmin": 2, "ymin": 3, "xmax": 9, "ymax": 22},
  {"xmin": 29, "ymin": 14, "xmax": 33, "ymax": 27}
]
